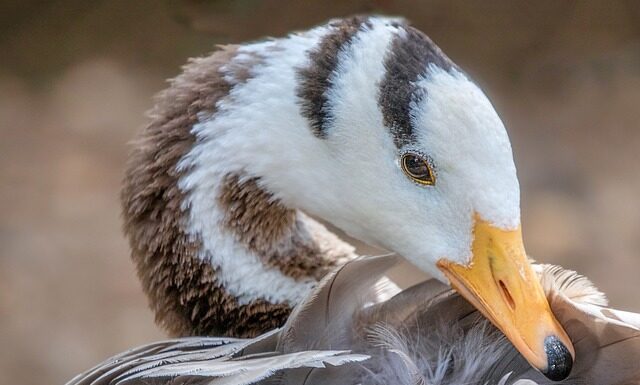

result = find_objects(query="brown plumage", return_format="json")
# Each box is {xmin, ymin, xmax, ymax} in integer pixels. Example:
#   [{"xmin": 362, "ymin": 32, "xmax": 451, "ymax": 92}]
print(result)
[
  {"xmin": 121, "ymin": 45, "xmax": 293, "ymax": 338},
  {"xmin": 296, "ymin": 16, "xmax": 370, "ymax": 138},
  {"xmin": 218, "ymin": 173, "xmax": 345, "ymax": 281},
  {"xmin": 379, "ymin": 26, "xmax": 456, "ymax": 148}
]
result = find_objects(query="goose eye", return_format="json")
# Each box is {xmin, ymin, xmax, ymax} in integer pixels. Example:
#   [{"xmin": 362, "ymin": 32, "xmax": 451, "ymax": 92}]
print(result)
[{"xmin": 401, "ymin": 152, "xmax": 435, "ymax": 186}]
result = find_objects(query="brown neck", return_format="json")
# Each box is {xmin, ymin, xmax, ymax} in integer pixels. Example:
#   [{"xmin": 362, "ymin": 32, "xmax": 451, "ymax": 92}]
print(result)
[{"xmin": 121, "ymin": 45, "xmax": 354, "ymax": 338}]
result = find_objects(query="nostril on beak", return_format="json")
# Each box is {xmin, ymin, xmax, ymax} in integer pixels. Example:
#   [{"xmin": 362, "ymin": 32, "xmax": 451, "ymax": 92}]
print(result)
[
  {"xmin": 542, "ymin": 335, "xmax": 573, "ymax": 381},
  {"xmin": 498, "ymin": 280, "xmax": 516, "ymax": 311}
]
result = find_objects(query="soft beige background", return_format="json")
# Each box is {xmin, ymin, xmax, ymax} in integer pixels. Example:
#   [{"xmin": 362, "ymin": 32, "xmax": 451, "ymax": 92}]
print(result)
[{"xmin": 1, "ymin": 1, "xmax": 639, "ymax": 384}]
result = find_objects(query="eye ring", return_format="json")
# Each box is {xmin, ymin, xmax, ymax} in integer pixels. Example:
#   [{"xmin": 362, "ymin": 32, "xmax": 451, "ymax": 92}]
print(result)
[{"xmin": 400, "ymin": 151, "xmax": 436, "ymax": 186}]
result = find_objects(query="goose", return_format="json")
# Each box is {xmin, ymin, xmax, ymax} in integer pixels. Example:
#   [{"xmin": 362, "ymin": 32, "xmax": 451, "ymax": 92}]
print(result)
[{"xmin": 77, "ymin": 15, "xmax": 635, "ymax": 384}]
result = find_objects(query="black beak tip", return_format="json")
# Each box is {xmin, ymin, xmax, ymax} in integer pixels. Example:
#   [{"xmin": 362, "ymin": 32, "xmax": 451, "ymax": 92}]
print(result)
[{"xmin": 541, "ymin": 335, "xmax": 573, "ymax": 381}]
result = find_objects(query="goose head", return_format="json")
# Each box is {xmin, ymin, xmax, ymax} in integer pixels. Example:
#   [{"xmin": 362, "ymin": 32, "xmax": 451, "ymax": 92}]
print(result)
[
  {"xmin": 123, "ymin": 16, "xmax": 573, "ymax": 381},
  {"xmin": 229, "ymin": 20, "xmax": 574, "ymax": 379}
]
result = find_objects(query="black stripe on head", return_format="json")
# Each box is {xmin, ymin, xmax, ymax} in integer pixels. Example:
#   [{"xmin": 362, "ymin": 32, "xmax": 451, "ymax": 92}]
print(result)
[
  {"xmin": 297, "ymin": 16, "xmax": 370, "ymax": 138},
  {"xmin": 379, "ymin": 26, "xmax": 456, "ymax": 148}
]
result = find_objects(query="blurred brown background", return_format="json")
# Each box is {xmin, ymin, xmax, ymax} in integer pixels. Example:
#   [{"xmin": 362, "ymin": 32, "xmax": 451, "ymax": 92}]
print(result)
[{"xmin": 1, "ymin": 1, "xmax": 639, "ymax": 384}]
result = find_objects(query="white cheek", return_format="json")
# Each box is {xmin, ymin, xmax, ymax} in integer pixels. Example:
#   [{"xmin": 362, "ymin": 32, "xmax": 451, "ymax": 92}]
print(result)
[
  {"xmin": 328, "ymin": 164, "xmax": 478, "ymax": 274},
  {"xmin": 360, "ymin": 180, "xmax": 476, "ymax": 279}
]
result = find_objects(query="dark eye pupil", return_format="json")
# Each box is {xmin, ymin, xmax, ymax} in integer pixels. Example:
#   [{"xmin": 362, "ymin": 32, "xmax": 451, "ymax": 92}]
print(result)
[
  {"xmin": 401, "ymin": 153, "xmax": 435, "ymax": 185},
  {"xmin": 404, "ymin": 155, "xmax": 430, "ymax": 178}
]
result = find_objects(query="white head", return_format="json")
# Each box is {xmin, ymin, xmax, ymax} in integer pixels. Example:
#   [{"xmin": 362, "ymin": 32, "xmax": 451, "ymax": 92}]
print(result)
[
  {"xmin": 248, "ymin": 19, "xmax": 520, "ymax": 280},
  {"xmin": 294, "ymin": 65, "xmax": 520, "ymax": 280}
]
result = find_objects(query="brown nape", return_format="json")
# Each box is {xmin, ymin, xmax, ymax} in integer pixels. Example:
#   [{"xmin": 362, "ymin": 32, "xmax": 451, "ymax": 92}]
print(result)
[
  {"xmin": 218, "ymin": 174, "xmax": 349, "ymax": 281},
  {"xmin": 121, "ymin": 45, "xmax": 292, "ymax": 338},
  {"xmin": 121, "ymin": 44, "xmax": 354, "ymax": 338}
]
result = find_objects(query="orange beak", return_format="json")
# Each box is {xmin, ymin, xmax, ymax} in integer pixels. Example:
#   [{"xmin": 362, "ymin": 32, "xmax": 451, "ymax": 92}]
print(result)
[{"xmin": 437, "ymin": 216, "xmax": 575, "ymax": 381}]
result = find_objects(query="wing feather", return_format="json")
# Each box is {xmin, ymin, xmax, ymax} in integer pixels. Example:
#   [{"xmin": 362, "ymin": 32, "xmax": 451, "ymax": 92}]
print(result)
[
  {"xmin": 67, "ymin": 262, "xmax": 640, "ymax": 385},
  {"xmin": 278, "ymin": 254, "xmax": 401, "ymax": 352}
]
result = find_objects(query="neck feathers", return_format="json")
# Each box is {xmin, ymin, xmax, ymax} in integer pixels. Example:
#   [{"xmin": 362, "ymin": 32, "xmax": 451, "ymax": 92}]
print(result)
[{"xmin": 122, "ymin": 44, "xmax": 354, "ymax": 338}]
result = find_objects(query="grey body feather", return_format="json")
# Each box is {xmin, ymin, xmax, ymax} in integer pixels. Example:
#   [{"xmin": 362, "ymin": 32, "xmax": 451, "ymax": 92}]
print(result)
[{"xmin": 67, "ymin": 257, "xmax": 640, "ymax": 385}]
